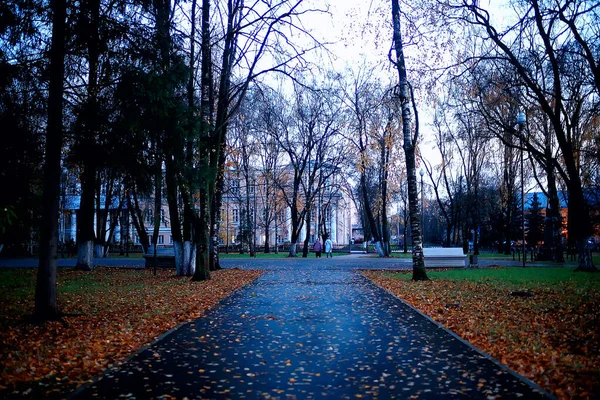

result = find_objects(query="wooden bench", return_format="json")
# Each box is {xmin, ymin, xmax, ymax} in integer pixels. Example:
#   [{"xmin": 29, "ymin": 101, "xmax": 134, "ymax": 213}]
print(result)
[
  {"xmin": 423, "ymin": 247, "xmax": 467, "ymax": 268},
  {"xmin": 143, "ymin": 246, "xmax": 176, "ymax": 268}
]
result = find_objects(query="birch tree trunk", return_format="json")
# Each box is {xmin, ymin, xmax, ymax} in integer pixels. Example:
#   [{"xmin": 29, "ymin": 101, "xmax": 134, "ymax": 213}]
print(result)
[
  {"xmin": 391, "ymin": 0, "xmax": 427, "ymax": 280},
  {"xmin": 183, "ymin": 0, "xmax": 197, "ymax": 276}
]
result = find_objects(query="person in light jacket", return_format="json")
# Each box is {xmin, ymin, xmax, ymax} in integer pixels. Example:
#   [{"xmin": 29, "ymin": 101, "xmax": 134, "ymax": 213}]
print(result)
[{"xmin": 324, "ymin": 237, "xmax": 333, "ymax": 258}]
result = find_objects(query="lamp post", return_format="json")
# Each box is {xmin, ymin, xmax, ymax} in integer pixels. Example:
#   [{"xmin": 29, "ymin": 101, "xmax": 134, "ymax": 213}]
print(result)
[
  {"xmin": 517, "ymin": 111, "xmax": 526, "ymax": 268},
  {"xmin": 253, "ymin": 178, "xmax": 257, "ymax": 258},
  {"xmin": 420, "ymin": 168, "xmax": 425, "ymax": 246}
]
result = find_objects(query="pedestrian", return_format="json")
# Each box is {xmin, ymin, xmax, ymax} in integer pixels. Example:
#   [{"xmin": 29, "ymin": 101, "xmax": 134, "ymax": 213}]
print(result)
[
  {"xmin": 325, "ymin": 237, "xmax": 333, "ymax": 258},
  {"xmin": 313, "ymin": 238, "xmax": 322, "ymax": 258}
]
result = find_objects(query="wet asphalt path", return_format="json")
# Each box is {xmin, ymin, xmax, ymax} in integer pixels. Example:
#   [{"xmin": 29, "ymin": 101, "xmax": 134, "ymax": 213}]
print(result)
[{"xmin": 67, "ymin": 258, "xmax": 551, "ymax": 399}]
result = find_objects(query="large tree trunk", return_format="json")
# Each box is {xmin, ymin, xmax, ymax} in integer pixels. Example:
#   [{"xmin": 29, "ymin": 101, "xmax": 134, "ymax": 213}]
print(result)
[
  {"xmin": 538, "ymin": 152, "xmax": 564, "ymax": 262},
  {"xmin": 34, "ymin": 0, "xmax": 66, "ymax": 322},
  {"xmin": 181, "ymin": 190, "xmax": 196, "ymax": 276},
  {"xmin": 166, "ymin": 158, "xmax": 184, "ymax": 274},
  {"xmin": 76, "ymin": 0, "xmax": 101, "ymax": 270},
  {"xmin": 192, "ymin": 183, "xmax": 211, "ymax": 281},
  {"xmin": 211, "ymin": 173, "xmax": 224, "ymax": 269},
  {"xmin": 183, "ymin": 0, "xmax": 197, "ymax": 276},
  {"xmin": 568, "ymin": 180, "xmax": 597, "ymax": 271},
  {"xmin": 191, "ymin": 0, "xmax": 214, "ymax": 282},
  {"xmin": 302, "ymin": 208, "xmax": 311, "ymax": 258},
  {"xmin": 76, "ymin": 166, "xmax": 95, "ymax": 270},
  {"xmin": 391, "ymin": 0, "xmax": 427, "ymax": 280}
]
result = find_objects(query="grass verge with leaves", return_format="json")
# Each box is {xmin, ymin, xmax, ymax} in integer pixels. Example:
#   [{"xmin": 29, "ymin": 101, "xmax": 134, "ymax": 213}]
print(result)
[
  {"xmin": 0, "ymin": 267, "xmax": 262, "ymax": 398},
  {"xmin": 362, "ymin": 267, "xmax": 600, "ymax": 400}
]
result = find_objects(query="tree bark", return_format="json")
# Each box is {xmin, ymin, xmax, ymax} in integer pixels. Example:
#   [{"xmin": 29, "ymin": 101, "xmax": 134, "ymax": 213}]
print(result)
[
  {"xmin": 391, "ymin": 0, "xmax": 427, "ymax": 280},
  {"xmin": 129, "ymin": 189, "xmax": 149, "ymax": 253},
  {"xmin": 183, "ymin": 0, "xmax": 197, "ymax": 276},
  {"xmin": 75, "ymin": 0, "xmax": 101, "ymax": 271},
  {"xmin": 302, "ymin": 207, "xmax": 311, "ymax": 258},
  {"xmin": 166, "ymin": 157, "xmax": 183, "ymax": 274},
  {"xmin": 34, "ymin": 0, "xmax": 67, "ymax": 322},
  {"xmin": 191, "ymin": 0, "xmax": 215, "ymax": 281},
  {"xmin": 76, "ymin": 166, "xmax": 95, "ymax": 270}
]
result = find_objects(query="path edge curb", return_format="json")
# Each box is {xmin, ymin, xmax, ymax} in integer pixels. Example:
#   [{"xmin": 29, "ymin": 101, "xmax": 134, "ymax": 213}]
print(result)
[
  {"xmin": 357, "ymin": 271, "xmax": 558, "ymax": 400},
  {"xmin": 66, "ymin": 270, "xmax": 264, "ymax": 399}
]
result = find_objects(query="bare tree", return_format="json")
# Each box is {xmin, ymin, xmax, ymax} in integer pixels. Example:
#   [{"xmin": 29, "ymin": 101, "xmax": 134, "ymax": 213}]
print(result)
[
  {"xmin": 391, "ymin": 0, "xmax": 428, "ymax": 280},
  {"xmin": 443, "ymin": 0, "xmax": 597, "ymax": 269}
]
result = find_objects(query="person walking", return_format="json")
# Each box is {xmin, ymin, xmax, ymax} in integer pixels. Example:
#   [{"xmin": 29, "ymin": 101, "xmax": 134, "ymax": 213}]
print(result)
[
  {"xmin": 313, "ymin": 238, "xmax": 322, "ymax": 258},
  {"xmin": 325, "ymin": 237, "xmax": 333, "ymax": 258}
]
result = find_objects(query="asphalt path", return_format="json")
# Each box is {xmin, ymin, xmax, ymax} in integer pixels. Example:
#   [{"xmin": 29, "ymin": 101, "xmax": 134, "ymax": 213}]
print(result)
[{"xmin": 50, "ymin": 255, "xmax": 555, "ymax": 399}]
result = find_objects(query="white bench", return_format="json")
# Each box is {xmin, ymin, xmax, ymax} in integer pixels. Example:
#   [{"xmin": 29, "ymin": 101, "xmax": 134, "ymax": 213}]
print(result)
[
  {"xmin": 144, "ymin": 245, "xmax": 176, "ymax": 268},
  {"xmin": 423, "ymin": 247, "xmax": 467, "ymax": 268}
]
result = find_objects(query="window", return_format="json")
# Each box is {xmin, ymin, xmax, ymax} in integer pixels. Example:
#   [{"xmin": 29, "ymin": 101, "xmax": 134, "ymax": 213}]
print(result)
[
  {"xmin": 146, "ymin": 209, "xmax": 153, "ymax": 224},
  {"xmin": 231, "ymin": 180, "xmax": 239, "ymax": 195},
  {"xmin": 158, "ymin": 235, "xmax": 164, "ymax": 244},
  {"xmin": 232, "ymin": 208, "xmax": 239, "ymax": 223},
  {"xmin": 169, "ymin": 236, "xmax": 173, "ymax": 244}
]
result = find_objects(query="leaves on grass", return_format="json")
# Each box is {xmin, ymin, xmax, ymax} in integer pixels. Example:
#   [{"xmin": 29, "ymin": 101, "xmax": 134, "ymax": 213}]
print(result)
[
  {"xmin": 0, "ymin": 267, "xmax": 262, "ymax": 397},
  {"xmin": 362, "ymin": 270, "xmax": 600, "ymax": 400}
]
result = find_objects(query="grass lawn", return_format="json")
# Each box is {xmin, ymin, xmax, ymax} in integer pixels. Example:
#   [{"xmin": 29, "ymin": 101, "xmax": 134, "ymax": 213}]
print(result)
[
  {"xmin": 362, "ymin": 267, "xmax": 600, "ymax": 399},
  {"xmin": 0, "ymin": 267, "xmax": 262, "ymax": 399}
]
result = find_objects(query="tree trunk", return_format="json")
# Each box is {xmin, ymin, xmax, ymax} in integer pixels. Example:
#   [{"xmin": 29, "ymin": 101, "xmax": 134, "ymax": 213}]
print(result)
[
  {"xmin": 538, "ymin": 156, "xmax": 564, "ymax": 262},
  {"xmin": 181, "ymin": 189, "xmax": 196, "ymax": 276},
  {"xmin": 129, "ymin": 189, "xmax": 149, "ymax": 253},
  {"xmin": 360, "ymin": 170, "xmax": 385, "ymax": 256},
  {"xmin": 34, "ymin": 0, "xmax": 66, "ymax": 322},
  {"xmin": 76, "ymin": 0, "xmax": 101, "ymax": 270},
  {"xmin": 381, "ymin": 138, "xmax": 390, "ymax": 257},
  {"xmin": 403, "ymin": 209, "xmax": 408, "ymax": 253},
  {"xmin": 192, "ymin": 182, "xmax": 211, "ymax": 281},
  {"xmin": 302, "ymin": 209, "xmax": 311, "ymax": 258},
  {"xmin": 183, "ymin": 0, "xmax": 197, "ymax": 276},
  {"xmin": 76, "ymin": 167, "xmax": 95, "ymax": 271},
  {"xmin": 391, "ymin": 0, "xmax": 427, "ymax": 280},
  {"xmin": 166, "ymin": 157, "xmax": 184, "ymax": 274},
  {"xmin": 569, "ymin": 181, "xmax": 597, "ymax": 271}
]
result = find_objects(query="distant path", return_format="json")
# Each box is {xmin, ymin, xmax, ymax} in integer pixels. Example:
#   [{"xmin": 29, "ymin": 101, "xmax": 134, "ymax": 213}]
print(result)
[
  {"xmin": 0, "ymin": 253, "xmax": 556, "ymax": 269},
  {"xmin": 68, "ymin": 258, "xmax": 553, "ymax": 399}
]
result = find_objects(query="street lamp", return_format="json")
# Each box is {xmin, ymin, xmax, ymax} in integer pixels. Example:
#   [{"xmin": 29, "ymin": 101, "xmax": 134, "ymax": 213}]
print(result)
[
  {"xmin": 420, "ymin": 167, "xmax": 425, "ymax": 245},
  {"xmin": 517, "ymin": 111, "xmax": 526, "ymax": 268},
  {"xmin": 253, "ymin": 178, "xmax": 257, "ymax": 258}
]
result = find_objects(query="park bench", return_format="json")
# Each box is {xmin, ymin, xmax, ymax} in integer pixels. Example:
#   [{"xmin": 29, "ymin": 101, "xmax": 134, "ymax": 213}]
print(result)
[
  {"xmin": 423, "ymin": 247, "xmax": 467, "ymax": 268},
  {"xmin": 143, "ymin": 245, "xmax": 176, "ymax": 268}
]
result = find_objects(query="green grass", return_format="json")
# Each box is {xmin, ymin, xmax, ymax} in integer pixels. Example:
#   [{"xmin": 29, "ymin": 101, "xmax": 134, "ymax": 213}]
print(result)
[
  {"xmin": 0, "ymin": 269, "xmax": 37, "ymax": 298},
  {"xmin": 388, "ymin": 267, "xmax": 600, "ymax": 290}
]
